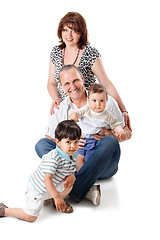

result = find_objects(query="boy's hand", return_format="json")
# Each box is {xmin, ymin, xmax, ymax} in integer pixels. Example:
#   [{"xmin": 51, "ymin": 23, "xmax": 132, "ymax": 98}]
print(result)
[
  {"xmin": 54, "ymin": 196, "xmax": 66, "ymax": 212},
  {"xmin": 69, "ymin": 113, "xmax": 80, "ymax": 122},
  {"xmin": 63, "ymin": 174, "xmax": 76, "ymax": 188},
  {"xmin": 78, "ymin": 136, "xmax": 86, "ymax": 149}
]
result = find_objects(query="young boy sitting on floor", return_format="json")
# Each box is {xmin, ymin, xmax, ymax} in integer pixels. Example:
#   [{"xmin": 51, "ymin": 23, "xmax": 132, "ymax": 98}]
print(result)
[{"xmin": 0, "ymin": 120, "xmax": 81, "ymax": 222}]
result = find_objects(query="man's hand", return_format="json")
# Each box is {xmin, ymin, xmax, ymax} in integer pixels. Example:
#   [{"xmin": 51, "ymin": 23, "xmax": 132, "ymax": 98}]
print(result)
[
  {"xmin": 92, "ymin": 129, "xmax": 107, "ymax": 141},
  {"xmin": 63, "ymin": 174, "xmax": 76, "ymax": 188},
  {"xmin": 123, "ymin": 112, "xmax": 132, "ymax": 132},
  {"xmin": 115, "ymin": 132, "xmax": 125, "ymax": 141},
  {"xmin": 50, "ymin": 99, "xmax": 61, "ymax": 115},
  {"xmin": 118, "ymin": 125, "xmax": 132, "ymax": 142}
]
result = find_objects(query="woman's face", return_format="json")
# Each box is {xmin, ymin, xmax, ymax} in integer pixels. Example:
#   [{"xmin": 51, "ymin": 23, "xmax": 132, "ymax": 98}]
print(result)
[{"xmin": 61, "ymin": 24, "xmax": 81, "ymax": 47}]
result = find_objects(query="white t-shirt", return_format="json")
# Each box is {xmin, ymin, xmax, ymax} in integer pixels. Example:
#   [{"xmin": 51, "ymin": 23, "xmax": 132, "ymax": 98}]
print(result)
[
  {"xmin": 45, "ymin": 95, "xmax": 125, "ymax": 139},
  {"xmin": 70, "ymin": 105, "xmax": 120, "ymax": 137}
]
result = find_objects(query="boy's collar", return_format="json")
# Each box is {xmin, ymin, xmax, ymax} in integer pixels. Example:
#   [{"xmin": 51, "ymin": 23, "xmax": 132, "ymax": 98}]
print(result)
[
  {"xmin": 56, "ymin": 146, "xmax": 78, "ymax": 160},
  {"xmin": 89, "ymin": 108, "xmax": 106, "ymax": 115}
]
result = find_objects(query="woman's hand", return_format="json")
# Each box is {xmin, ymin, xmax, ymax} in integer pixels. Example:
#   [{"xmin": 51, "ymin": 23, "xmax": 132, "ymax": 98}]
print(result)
[
  {"xmin": 123, "ymin": 112, "xmax": 132, "ymax": 132},
  {"xmin": 50, "ymin": 99, "xmax": 61, "ymax": 115}
]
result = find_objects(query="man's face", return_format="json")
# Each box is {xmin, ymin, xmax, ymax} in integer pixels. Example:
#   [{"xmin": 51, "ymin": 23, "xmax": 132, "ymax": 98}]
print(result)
[{"xmin": 60, "ymin": 68, "xmax": 84, "ymax": 100}]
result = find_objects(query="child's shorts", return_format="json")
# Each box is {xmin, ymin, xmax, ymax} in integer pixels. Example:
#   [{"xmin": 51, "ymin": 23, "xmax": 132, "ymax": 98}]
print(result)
[{"xmin": 23, "ymin": 180, "xmax": 65, "ymax": 217}]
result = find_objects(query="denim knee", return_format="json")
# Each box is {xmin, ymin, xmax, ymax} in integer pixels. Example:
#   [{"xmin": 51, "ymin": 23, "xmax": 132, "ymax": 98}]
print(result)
[
  {"xmin": 35, "ymin": 138, "xmax": 56, "ymax": 158},
  {"xmin": 98, "ymin": 135, "xmax": 121, "ymax": 179},
  {"xmin": 100, "ymin": 135, "xmax": 119, "ymax": 152},
  {"xmin": 35, "ymin": 138, "xmax": 45, "ymax": 158}
]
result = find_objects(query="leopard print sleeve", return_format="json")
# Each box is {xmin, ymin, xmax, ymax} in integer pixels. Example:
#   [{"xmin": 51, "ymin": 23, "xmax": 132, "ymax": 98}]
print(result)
[{"xmin": 79, "ymin": 45, "xmax": 101, "ymax": 90}]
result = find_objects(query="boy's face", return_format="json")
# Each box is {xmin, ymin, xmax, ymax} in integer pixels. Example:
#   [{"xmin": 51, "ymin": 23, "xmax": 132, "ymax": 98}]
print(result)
[
  {"xmin": 56, "ymin": 138, "xmax": 79, "ymax": 156},
  {"xmin": 88, "ymin": 92, "xmax": 107, "ymax": 113}
]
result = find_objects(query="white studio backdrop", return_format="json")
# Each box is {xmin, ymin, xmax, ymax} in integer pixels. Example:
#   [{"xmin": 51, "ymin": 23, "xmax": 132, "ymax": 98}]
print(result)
[{"xmin": 0, "ymin": 0, "xmax": 160, "ymax": 239}]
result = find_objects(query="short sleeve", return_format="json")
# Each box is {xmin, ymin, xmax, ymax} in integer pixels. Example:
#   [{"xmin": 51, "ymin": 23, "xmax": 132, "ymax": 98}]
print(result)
[
  {"xmin": 41, "ymin": 151, "xmax": 58, "ymax": 175},
  {"xmin": 45, "ymin": 109, "xmax": 60, "ymax": 139},
  {"xmin": 84, "ymin": 45, "xmax": 101, "ymax": 67},
  {"xmin": 45, "ymin": 98, "xmax": 70, "ymax": 138},
  {"xmin": 106, "ymin": 96, "xmax": 125, "ymax": 128},
  {"xmin": 50, "ymin": 46, "xmax": 62, "ymax": 66}
]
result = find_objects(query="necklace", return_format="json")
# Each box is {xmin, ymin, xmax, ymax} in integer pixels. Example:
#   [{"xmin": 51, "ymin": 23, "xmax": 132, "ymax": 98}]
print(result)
[{"xmin": 62, "ymin": 48, "xmax": 80, "ymax": 66}]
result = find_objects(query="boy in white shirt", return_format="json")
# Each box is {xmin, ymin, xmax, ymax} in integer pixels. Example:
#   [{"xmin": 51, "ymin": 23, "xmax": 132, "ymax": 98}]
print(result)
[
  {"xmin": 69, "ymin": 84, "xmax": 125, "ymax": 171},
  {"xmin": 0, "ymin": 120, "xmax": 81, "ymax": 222}
]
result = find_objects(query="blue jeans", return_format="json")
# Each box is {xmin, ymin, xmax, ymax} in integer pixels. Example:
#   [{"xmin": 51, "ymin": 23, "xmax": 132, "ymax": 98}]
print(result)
[
  {"xmin": 77, "ymin": 138, "xmax": 99, "ymax": 162},
  {"xmin": 35, "ymin": 135, "xmax": 120, "ymax": 202},
  {"xmin": 35, "ymin": 138, "xmax": 56, "ymax": 158}
]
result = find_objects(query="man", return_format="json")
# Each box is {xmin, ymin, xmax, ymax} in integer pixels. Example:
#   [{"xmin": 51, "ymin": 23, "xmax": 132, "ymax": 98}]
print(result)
[{"xmin": 35, "ymin": 65, "xmax": 131, "ymax": 205}]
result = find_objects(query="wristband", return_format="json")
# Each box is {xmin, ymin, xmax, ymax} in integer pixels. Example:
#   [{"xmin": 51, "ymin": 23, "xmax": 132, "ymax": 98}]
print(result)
[{"xmin": 122, "ymin": 110, "xmax": 128, "ymax": 114}]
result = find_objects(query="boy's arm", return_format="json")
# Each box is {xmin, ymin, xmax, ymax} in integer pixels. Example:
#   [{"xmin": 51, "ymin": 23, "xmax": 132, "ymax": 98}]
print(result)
[
  {"xmin": 77, "ymin": 105, "xmax": 89, "ymax": 115},
  {"xmin": 106, "ymin": 96, "xmax": 125, "ymax": 128},
  {"xmin": 44, "ymin": 173, "xmax": 66, "ymax": 212},
  {"xmin": 63, "ymin": 173, "xmax": 75, "ymax": 188},
  {"xmin": 104, "ymin": 110, "xmax": 120, "ymax": 128},
  {"xmin": 69, "ymin": 112, "xmax": 80, "ymax": 122},
  {"xmin": 69, "ymin": 105, "xmax": 89, "ymax": 121}
]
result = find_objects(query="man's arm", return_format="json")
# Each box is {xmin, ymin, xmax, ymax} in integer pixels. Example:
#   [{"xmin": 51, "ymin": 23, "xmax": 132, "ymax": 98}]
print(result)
[
  {"xmin": 63, "ymin": 173, "xmax": 76, "ymax": 188},
  {"xmin": 93, "ymin": 125, "xmax": 131, "ymax": 142},
  {"xmin": 103, "ymin": 125, "xmax": 131, "ymax": 142},
  {"xmin": 120, "ymin": 125, "xmax": 132, "ymax": 142}
]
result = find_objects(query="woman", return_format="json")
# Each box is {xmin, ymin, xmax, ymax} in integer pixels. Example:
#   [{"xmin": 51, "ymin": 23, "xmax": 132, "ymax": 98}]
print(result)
[{"xmin": 47, "ymin": 12, "xmax": 131, "ymax": 130}]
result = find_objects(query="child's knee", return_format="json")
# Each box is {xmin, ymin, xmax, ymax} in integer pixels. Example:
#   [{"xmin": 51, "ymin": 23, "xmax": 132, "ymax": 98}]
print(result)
[{"xmin": 25, "ymin": 214, "xmax": 37, "ymax": 222}]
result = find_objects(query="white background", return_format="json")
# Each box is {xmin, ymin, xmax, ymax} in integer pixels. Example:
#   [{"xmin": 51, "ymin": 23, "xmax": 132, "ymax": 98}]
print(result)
[{"xmin": 0, "ymin": 0, "xmax": 160, "ymax": 239}]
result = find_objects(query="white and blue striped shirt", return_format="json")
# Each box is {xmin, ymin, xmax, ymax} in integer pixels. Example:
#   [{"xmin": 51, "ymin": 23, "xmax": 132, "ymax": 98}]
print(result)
[{"xmin": 29, "ymin": 146, "xmax": 78, "ymax": 194}]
